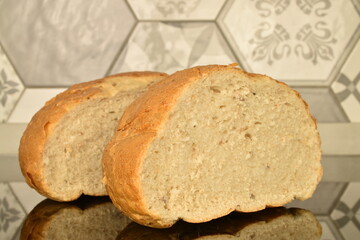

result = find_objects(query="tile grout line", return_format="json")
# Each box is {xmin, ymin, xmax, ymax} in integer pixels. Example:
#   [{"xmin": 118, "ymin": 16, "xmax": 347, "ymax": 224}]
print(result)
[
  {"xmin": 0, "ymin": 40, "xmax": 27, "ymax": 123},
  {"xmin": 7, "ymin": 182, "xmax": 28, "ymax": 215},
  {"xmin": 214, "ymin": 0, "xmax": 245, "ymax": 69},
  {"xmin": 216, "ymin": 0, "xmax": 254, "ymax": 73},
  {"xmin": 5, "ymin": 88, "xmax": 26, "ymax": 123},
  {"xmin": 214, "ymin": 0, "xmax": 229, "ymax": 21},
  {"xmin": 104, "ymin": 22, "xmax": 138, "ymax": 76},
  {"xmin": 124, "ymin": 0, "xmax": 139, "ymax": 21},
  {"xmin": 351, "ymin": 0, "xmax": 360, "ymax": 16},
  {"xmin": 214, "ymin": 21, "xmax": 242, "ymax": 68},
  {"xmin": 325, "ymin": 24, "xmax": 360, "ymax": 87},
  {"xmin": 328, "ymin": 86, "xmax": 351, "ymax": 123},
  {"xmin": 328, "ymin": 182, "xmax": 350, "ymax": 216},
  {"xmin": 11, "ymin": 220, "xmax": 24, "ymax": 240}
]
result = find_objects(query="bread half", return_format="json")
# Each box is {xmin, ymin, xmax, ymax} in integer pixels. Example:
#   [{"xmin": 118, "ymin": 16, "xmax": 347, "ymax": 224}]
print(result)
[
  {"xmin": 117, "ymin": 208, "xmax": 322, "ymax": 239},
  {"xmin": 103, "ymin": 64, "xmax": 322, "ymax": 228},
  {"xmin": 20, "ymin": 196, "xmax": 131, "ymax": 240},
  {"xmin": 19, "ymin": 71, "xmax": 168, "ymax": 201}
]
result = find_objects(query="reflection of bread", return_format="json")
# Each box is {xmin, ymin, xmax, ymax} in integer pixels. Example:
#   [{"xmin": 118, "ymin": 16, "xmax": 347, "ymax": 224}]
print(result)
[
  {"xmin": 20, "ymin": 196, "xmax": 131, "ymax": 240},
  {"xmin": 117, "ymin": 208, "xmax": 322, "ymax": 239},
  {"xmin": 19, "ymin": 72, "xmax": 168, "ymax": 201},
  {"xmin": 103, "ymin": 64, "xmax": 322, "ymax": 228}
]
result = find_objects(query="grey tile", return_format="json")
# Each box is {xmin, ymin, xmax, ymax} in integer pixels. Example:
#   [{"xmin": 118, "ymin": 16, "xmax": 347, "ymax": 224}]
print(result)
[
  {"xmin": 0, "ymin": 0, "xmax": 135, "ymax": 87},
  {"xmin": 317, "ymin": 216, "xmax": 345, "ymax": 240},
  {"xmin": 331, "ymin": 38, "xmax": 360, "ymax": 122},
  {"xmin": 0, "ymin": 45, "xmax": 24, "ymax": 123},
  {"xmin": 286, "ymin": 182, "xmax": 347, "ymax": 215},
  {"xmin": 0, "ymin": 182, "xmax": 26, "ymax": 240},
  {"xmin": 127, "ymin": 0, "xmax": 226, "ymax": 20},
  {"xmin": 110, "ymin": 22, "xmax": 236, "ymax": 74},
  {"xmin": 294, "ymin": 87, "xmax": 348, "ymax": 123},
  {"xmin": 331, "ymin": 183, "xmax": 360, "ymax": 240},
  {"xmin": 218, "ymin": 0, "xmax": 360, "ymax": 86},
  {"xmin": 322, "ymin": 156, "xmax": 360, "ymax": 182}
]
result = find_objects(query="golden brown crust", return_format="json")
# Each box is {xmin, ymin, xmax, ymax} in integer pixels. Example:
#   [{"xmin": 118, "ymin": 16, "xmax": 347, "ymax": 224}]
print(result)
[
  {"xmin": 18, "ymin": 71, "xmax": 168, "ymax": 201},
  {"xmin": 103, "ymin": 64, "xmax": 322, "ymax": 228}
]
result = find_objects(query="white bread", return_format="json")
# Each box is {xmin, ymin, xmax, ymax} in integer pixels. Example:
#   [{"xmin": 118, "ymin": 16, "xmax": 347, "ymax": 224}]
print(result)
[
  {"xmin": 20, "ymin": 196, "xmax": 131, "ymax": 240},
  {"xmin": 117, "ymin": 208, "xmax": 322, "ymax": 239},
  {"xmin": 103, "ymin": 64, "xmax": 322, "ymax": 228},
  {"xmin": 19, "ymin": 72, "xmax": 168, "ymax": 201}
]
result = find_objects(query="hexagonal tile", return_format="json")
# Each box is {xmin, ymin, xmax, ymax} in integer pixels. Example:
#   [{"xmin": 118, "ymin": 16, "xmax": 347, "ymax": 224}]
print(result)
[
  {"xmin": 331, "ymin": 183, "xmax": 360, "ymax": 240},
  {"xmin": 0, "ymin": 44, "xmax": 24, "ymax": 123},
  {"xmin": 128, "ymin": 0, "xmax": 226, "ymax": 20},
  {"xmin": 332, "ymin": 38, "xmax": 360, "ymax": 122},
  {"xmin": 294, "ymin": 87, "xmax": 348, "ymax": 122},
  {"xmin": 0, "ymin": 0, "xmax": 135, "ymax": 87},
  {"xmin": 8, "ymin": 88, "xmax": 66, "ymax": 123},
  {"xmin": 110, "ymin": 22, "xmax": 236, "ymax": 74},
  {"xmin": 0, "ymin": 182, "xmax": 26, "ymax": 240},
  {"xmin": 218, "ymin": 0, "xmax": 360, "ymax": 86},
  {"xmin": 317, "ymin": 216, "xmax": 345, "ymax": 240}
]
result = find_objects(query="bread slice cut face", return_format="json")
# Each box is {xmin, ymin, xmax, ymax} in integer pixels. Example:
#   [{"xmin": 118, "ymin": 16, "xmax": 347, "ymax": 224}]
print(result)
[
  {"xmin": 103, "ymin": 65, "xmax": 322, "ymax": 228},
  {"xmin": 19, "ymin": 72, "xmax": 168, "ymax": 201}
]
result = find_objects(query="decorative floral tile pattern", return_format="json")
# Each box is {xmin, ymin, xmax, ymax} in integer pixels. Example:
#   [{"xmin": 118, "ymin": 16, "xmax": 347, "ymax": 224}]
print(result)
[
  {"xmin": 0, "ymin": 182, "xmax": 26, "ymax": 240},
  {"xmin": 331, "ymin": 183, "xmax": 360, "ymax": 239},
  {"xmin": 127, "ymin": 0, "xmax": 226, "ymax": 20},
  {"xmin": 218, "ymin": 0, "xmax": 360, "ymax": 86},
  {"xmin": 8, "ymin": 88, "xmax": 66, "ymax": 123},
  {"xmin": 8, "ymin": 182, "xmax": 45, "ymax": 214},
  {"xmin": 332, "ymin": 38, "xmax": 360, "ymax": 122},
  {"xmin": 0, "ymin": 45, "xmax": 24, "ymax": 123},
  {"xmin": 111, "ymin": 22, "xmax": 236, "ymax": 74},
  {"xmin": 0, "ymin": 0, "xmax": 135, "ymax": 87}
]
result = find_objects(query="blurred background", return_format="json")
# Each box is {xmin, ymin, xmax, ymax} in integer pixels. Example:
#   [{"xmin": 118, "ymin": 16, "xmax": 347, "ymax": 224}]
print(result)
[{"xmin": 0, "ymin": 0, "xmax": 359, "ymax": 239}]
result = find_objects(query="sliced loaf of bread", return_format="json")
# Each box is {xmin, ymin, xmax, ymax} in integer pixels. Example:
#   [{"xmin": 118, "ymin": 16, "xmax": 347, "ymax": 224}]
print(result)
[
  {"xmin": 117, "ymin": 208, "xmax": 322, "ymax": 239},
  {"xmin": 19, "ymin": 71, "xmax": 168, "ymax": 201},
  {"xmin": 20, "ymin": 197, "xmax": 131, "ymax": 240},
  {"xmin": 103, "ymin": 64, "xmax": 322, "ymax": 228}
]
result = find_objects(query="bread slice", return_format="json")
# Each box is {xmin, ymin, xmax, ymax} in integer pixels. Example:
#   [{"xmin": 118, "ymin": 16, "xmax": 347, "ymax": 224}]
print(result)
[
  {"xmin": 19, "ymin": 71, "xmax": 168, "ymax": 201},
  {"xmin": 103, "ymin": 64, "xmax": 322, "ymax": 228},
  {"xmin": 117, "ymin": 208, "xmax": 322, "ymax": 239},
  {"xmin": 20, "ymin": 196, "xmax": 131, "ymax": 240}
]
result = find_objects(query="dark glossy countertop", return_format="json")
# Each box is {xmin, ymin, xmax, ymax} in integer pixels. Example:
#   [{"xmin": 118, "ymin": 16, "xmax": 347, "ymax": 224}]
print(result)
[{"xmin": 1, "ymin": 181, "xmax": 359, "ymax": 240}]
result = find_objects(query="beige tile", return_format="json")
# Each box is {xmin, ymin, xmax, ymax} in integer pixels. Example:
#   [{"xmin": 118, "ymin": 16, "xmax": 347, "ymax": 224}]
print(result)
[
  {"xmin": 319, "ymin": 123, "xmax": 360, "ymax": 155},
  {"xmin": 9, "ymin": 182, "xmax": 45, "ymax": 213},
  {"xmin": 331, "ymin": 183, "xmax": 360, "ymax": 239},
  {"xmin": 331, "ymin": 38, "xmax": 360, "ymax": 122},
  {"xmin": 218, "ymin": 0, "xmax": 360, "ymax": 86},
  {"xmin": 0, "ymin": 0, "xmax": 135, "ymax": 87},
  {"xmin": 317, "ymin": 216, "xmax": 345, "ymax": 240},
  {"xmin": 128, "ymin": 0, "xmax": 226, "ymax": 20},
  {"xmin": 0, "ymin": 45, "xmax": 24, "ymax": 123},
  {"xmin": 0, "ymin": 182, "xmax": 26, "ymax": 239},
  {"xmin": 8, "ymin": 88, "xmax": 66, "ymax": 123},
  {"xmin": 322, "ymin": 156, "xmax": 360, "ymax": 182},
  {"xmin": 111, "ymin": 22, "xmax": 236, "ymax": 74}
]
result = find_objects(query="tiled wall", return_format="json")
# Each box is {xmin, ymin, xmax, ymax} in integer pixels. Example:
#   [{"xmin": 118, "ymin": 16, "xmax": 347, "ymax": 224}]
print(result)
[
  {"xmin": 0, "ymin": 0, "xmax": 359, "ymax": 122},
  {"xmin": 0, "ymin": 1, "xmax": 359, "ymax": 239}
]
